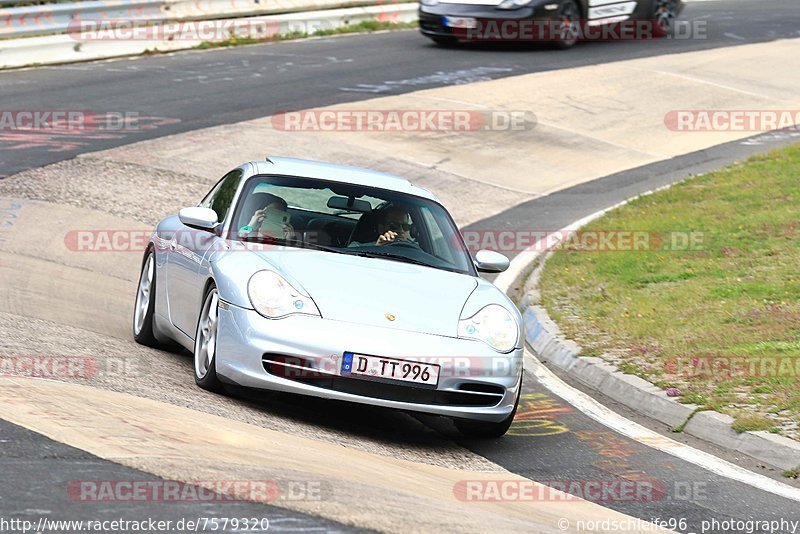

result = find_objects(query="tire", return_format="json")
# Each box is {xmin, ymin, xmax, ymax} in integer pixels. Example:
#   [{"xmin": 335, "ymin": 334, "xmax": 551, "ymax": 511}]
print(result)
[
  {"xmin": 133, "ymin": 251, "xmax": 164, "ymax": 348},
  {"xmin": 650, "ymin": 0, "xmax": 679, "ymax": 37},
  {"xmin": 431, "ymin": 36, "xmax": 459, "ymax": 47},
  {"xmin": 193, "ymin": 284, "xmax": 226, "ymax": 393},
  {"xmin": 552, "ymin": 0, "xmax": 581, "ymax": 50},
  {"xmin": 455, "ymin": 379, "xmax": 521, "ymax": 438}
]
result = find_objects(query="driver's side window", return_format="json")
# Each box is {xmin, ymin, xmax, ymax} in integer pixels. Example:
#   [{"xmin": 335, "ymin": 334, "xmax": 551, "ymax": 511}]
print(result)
[{"xmin": 199, "ymin": 169, "xmax": 243, "ymax": 224}]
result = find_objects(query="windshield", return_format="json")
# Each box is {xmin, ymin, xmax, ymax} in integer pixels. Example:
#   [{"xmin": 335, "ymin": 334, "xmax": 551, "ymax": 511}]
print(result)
[{"xmin": 229, "ymin": 175, "xmax": 475, "ymax": 275}]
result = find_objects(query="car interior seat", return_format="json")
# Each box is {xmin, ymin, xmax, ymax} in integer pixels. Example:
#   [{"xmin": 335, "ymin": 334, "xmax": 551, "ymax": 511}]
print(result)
[{"xmin": 348, "ymin": 210, "xmax": 381, "ymax": 245}]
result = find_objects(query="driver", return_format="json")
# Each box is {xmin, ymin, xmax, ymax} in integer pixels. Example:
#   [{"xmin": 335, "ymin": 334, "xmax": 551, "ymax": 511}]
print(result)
[{"xmin": 374, "ymin": 205, "xmax": 413, "ymax": 246}]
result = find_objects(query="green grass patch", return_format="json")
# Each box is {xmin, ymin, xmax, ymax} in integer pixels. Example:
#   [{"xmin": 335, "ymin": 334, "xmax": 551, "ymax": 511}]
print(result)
[
  {"xmin": 196, "ymin": 20, "xmax": 418, "ymax": 50},
  {"xmin": 539, "ymin": 143, "xmax": 800, "ymax": 440},
  {"xmin": 731, "ymin": 415, "xmax": 774, "ymax": 433}
]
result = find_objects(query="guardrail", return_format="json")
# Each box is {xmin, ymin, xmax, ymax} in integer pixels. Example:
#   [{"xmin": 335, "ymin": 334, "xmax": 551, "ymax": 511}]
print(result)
[
  {"xmin": 0, "ymin": 0, "xmax": 397, "ymax": 39},
  {"xmin": 0, "ymin": 0, "xmax": 164, "ymax": 38},
  {"xmin": 0, "ymin": 3, "xmax": 417, "ymax": 69},
  {"xmin": 0, "ymin": 0, "xmax": 87, "ymax": 5}
]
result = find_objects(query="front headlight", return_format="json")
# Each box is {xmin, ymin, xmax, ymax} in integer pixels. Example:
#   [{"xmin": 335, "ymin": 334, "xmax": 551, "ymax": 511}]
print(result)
[
  {"xmin": 248, "ymin": 270, "xmax": 320, "ymax": 319},
  {"xmin": 458, "ymin": 304, "xmax": 518, "ymax": 352}
]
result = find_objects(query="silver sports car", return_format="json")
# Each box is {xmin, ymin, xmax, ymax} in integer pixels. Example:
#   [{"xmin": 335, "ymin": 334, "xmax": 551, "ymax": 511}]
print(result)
[{"xmin": 133, "ymin": 157, "xmax": 523, "ymax": 437}]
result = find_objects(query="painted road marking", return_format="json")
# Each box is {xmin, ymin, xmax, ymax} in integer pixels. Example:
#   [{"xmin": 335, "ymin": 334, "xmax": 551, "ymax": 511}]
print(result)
[{"xmin": 526, "ymin": 351, "xmax": 800, "ymax": 503}]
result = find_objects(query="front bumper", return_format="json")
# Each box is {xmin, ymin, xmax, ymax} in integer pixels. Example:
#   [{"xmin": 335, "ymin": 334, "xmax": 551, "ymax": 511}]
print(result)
[
  {"xmin": 419, "ymin": 4, "xmax": 555, "ymax": 40},
  {"xmin": 215, "ymin": 303, "xmax": 523, "ymax": 423}
]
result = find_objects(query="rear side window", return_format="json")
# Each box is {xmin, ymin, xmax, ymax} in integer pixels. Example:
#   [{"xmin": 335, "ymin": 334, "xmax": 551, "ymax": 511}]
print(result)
[{"xmin": 200, "ymin": 169, "xmax": 243, "ymax": 223}]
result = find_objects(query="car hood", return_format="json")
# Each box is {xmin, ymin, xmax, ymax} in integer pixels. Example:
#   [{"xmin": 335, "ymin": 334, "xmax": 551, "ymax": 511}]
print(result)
[{"xmin": 253, "ymin": 249, "xmax": 478, "ymax": 337}]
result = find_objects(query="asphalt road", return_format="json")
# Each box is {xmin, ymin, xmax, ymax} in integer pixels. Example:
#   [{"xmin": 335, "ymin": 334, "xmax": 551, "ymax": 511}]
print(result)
[
  {"xmin": 2, "ymin": 0, "xmax": 800, "ymax": 532},
  {"xmin": 0, "ymin": 419, "xmax": 360, "ymax": 533},
  {"xmin": 0, "ymin": 0, "xmax": 799, "ymax": 178}
]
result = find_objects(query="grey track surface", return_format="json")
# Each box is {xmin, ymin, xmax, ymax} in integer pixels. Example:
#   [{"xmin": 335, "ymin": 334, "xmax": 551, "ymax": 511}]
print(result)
[
  {"xmin": 2, "ymin": 0, "xmax": 800, "ymax": 532},
  {"xmin": 0, "ymin": 419, "xmax": 359, "ymax": 533},
  {"xmin": 0, "ymin": 0, "xmax": 798, "ymax": 178}
]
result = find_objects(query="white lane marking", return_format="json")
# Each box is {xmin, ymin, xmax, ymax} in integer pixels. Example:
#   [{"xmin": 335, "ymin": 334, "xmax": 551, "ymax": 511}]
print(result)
[
  {"xmin": 494, "ymin": 190, "xmax": 800, "ymax": 504},
  {"xmin": 340, "ymin": 67, "xmax": 514, "ymax": 93},
  {"xmin": 533, "ymin": 119, "xmax": 669, "ymax": 159},
  {"xmin": 724, "ymin": 32, "xmax": 746, "ymax": 40},
  {"xmin": 628, "ymin": 67, "xmax": 795, "ymax": 104},
  {"xmin": 525, "ymin": 350, "xmax": 800, "ymax": 503}
]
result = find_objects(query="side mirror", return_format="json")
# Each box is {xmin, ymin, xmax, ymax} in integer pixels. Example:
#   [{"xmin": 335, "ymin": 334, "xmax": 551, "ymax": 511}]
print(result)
[
  {"xmin": 179, "ymin": 207, "xmax": 218, "ymax": 232},
  {"xmin": 474, "ymin": 249, "xmax": 510, "ymax": 273}
]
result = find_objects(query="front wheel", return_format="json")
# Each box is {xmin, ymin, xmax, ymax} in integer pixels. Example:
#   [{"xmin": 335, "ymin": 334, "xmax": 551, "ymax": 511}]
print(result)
[
  {"xmin": 133, "ymin": 251, "xmax": 163, "ymax": 348},
  {"xmin": 454, "ymin": 380, "xmax": 521, "ymax": 438},
  {"xmin": 431, "ymin": 36, "xmax": 459, "ymax": 47},
  {"xmin": 553, "ymin": 0, "xmax": 581, "ymax": 49},
  {"xmin": 194, "ymin": 285, "xmax": 226, "ymax": 393}
]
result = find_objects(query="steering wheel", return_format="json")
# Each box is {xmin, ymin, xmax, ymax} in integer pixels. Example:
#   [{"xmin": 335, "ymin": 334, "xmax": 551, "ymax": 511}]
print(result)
[{"xmin": 385, "ymin": 239, "xmax": 420, "ymax": 248}]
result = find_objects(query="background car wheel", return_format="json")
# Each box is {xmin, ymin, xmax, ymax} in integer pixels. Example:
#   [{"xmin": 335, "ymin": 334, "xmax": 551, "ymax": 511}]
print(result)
[
  {"xmin": 651, "ymin": 0, "xmax": 678, "ymax": 37},
  {"xmin": 431, "ymin": 36, "xmax": 459, "ymax": 46},
  {"xmin": 454, "ymin": 380, "xmax": 521, "ymax": 438},
  {"xmin": 133, "ymin": 251, "xmax": 164, "ymax": 348},
  {"xmin": 553, "ymin": 0, "xmax": 581, "ymax": 49},
  {"xmin": 194, "ymin": 284, "xmax": 226, "ymax": 393}
]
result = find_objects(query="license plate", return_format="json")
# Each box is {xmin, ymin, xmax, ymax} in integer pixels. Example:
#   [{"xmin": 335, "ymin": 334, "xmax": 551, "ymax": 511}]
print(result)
[
  {"xmin": 443, "ymin": 16, "xmax": 477, "ymax": 29},
  {"xmin": 341, "ymin": 352, "xmax": 440, "ymax": 387}
]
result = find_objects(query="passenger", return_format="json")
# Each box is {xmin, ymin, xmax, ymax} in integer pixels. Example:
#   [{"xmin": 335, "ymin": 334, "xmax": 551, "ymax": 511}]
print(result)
[{"xmin": 239, "ymin": 193, "xmax": 295, "ymax": 240}]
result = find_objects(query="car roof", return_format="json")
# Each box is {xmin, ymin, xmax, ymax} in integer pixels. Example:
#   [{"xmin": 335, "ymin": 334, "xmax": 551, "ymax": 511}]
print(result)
[{"xmin": 251, "ymin": 157, "xmax": 439, "ymax": 202}]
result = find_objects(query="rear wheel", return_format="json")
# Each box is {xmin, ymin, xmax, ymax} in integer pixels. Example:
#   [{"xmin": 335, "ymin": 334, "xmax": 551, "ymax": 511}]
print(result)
[
  {"xmin": 455, "ymin": 380, "xmax": 521, "ymax": 438},
  {"xmin": 652, "ymin": 0, "xmax": 679, "ymax": 37},
  {"xmin": 553, "ymin": 0, "xmax": 581, "ymax": 49},
  {"xmin": 194, "ymin": 285, "xmax": 225, "ymax": 393}
]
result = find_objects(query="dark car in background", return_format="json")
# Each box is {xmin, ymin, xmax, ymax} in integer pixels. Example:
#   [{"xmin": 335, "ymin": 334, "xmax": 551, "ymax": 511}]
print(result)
[{"xmin": 419, "ymin": 0, "xmax": 684, "ymax": 48}]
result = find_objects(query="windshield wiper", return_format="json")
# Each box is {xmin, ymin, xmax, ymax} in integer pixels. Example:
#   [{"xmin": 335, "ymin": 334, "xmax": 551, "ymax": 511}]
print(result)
[
  {"xmin": 352, "ymin": 250, "xmax": 433, "ymax": 268},
  {"xmin": 239, "ymin": 235, "xmax": 348, "ymax": 255}
]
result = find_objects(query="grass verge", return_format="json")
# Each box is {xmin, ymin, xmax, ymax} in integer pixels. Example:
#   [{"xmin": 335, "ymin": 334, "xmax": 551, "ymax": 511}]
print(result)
[
  {"xmin": 196, "ymin": 20, "xmax": 418, "ymax": 50},
  {"xmin": 539, "ymin": 143, "xmax": 800, "ymax": 445}
]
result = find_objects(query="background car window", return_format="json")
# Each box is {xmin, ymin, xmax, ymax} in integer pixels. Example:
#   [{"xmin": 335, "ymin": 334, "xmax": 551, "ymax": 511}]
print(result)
[{"xmin": 200, "ymin": 169, "xmax": 243, "ymax": 223}]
